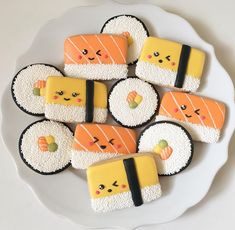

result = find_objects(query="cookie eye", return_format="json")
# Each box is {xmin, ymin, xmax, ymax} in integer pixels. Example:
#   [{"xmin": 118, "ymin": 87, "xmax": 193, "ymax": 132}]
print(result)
[
  {"xmin": 72, "ymin": 92, "xmax": 79, "ymax": 97},
  {"xmin": 109, "ymin": 138, "xmax": 114, "ymax": 145},
  {"xmin": 99, "ymin": 184, "xmax": 105, "ymax": 190},
  {"xmin": 82, "ymin": 49, "xmax": 88, "ymax": 55},
  {"xmin": 181, "ymin": 105, "xmax": 187, "ymax": 110},
  {"xmin": 93, "ymin": 137, "xmax": 99, "ymax": 143},
  {"xmin": 56, "ymin": 91, "xmax": 63, "ymax": 96},
  {"xmin": 166, "ymin": 55, "xmax": 171, "ymax": 61},
  {"xmin": 153, "ymin": 51, "xmax": 159, "ymax": 57},
  {"xmin": 112, "ymin": 181, "xmax": 119, "ymax": 187},
  {"xmin": 96, "ymin": 49, "xmax": 101, "ymax": 56},
  {"xmin": 195, "ymin": 109, "xmax": 200, "ymax": 115}
]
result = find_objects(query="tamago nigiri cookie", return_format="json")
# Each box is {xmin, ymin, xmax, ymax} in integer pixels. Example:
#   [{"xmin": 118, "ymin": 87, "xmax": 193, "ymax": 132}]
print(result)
[
  {"xmin": 135, "ymin": 37, "xmax": 206, "ymax": 92},
  {"xmin": 101, "ymin": 15, "xmax": 149, "ymax": 65},
  {"xmin": 44, "ymin": 76, "xmax": 108, "ymax": 123},
  {"xmin": 19, "ymin": 119, "xmax": 73, "ymax": 175},
  {"xmin": 64, "ymin": 34, "xmax": 128, "ymax": 80},
  {"xmin": 70, "ymin": 123, "xmax": 137, "ymax": 169},
  {"xmin": 155, "ymin": 91, "xmax": 226, "ymax": 143},
  {"xmin": 11, "ymin": 63, "xmax": 63, "ymax": 116},
  {"xmin": 108, "ymin": 77, "xmax": 159, "ymax": 128},
  {"xmin": 138, "ymin": 121, "xmax": 193, "ymax": 175},
  {"xmin": 87, "ymin": 153, "xmax": 161, "ymax": 212}
]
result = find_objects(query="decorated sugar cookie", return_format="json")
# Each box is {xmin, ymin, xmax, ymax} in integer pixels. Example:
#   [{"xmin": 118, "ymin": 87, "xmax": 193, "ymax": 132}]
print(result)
[
  {"xmin": 138, "ymin": 121, "xmax": 193, "ymax": 175},
  {"xmin": 135, "ymin": 37, "xmax": 206, "ymax": 92},
  {"xmin": 108, "ymin": 77, "xmax": 159, "ymax": 128},
  {"xmin": 70, "ymin": 123, "xmax": 137, "ymax": 169},
  {"xmin": 44, "ymin": 76, "xmax": 108, "ymax": 123},
  {"xmin": 19, "ymin": 119, "xmax": 73, "ymax": 175},
  {"xmin": 155, "ymin": 91, "xmax": 226, "ymax": 143},
  {"xmin": 87, "ymin": 153, "xmax": 161, "ymax": 212},
  {"xmin": 64, "ymin": 34, "xmax": 128, "ymax": 80},
  {"xmin": 11, "ymin": 63, "xmax": 63, "ymax": 116},
  {"xmin": 101, "ymin": 15, "xmax": 149, "ymax": 65}
]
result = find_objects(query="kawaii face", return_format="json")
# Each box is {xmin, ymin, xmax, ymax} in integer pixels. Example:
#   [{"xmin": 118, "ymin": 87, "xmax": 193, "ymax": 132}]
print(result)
[{"xmin": 45, "ymin": 76, "xmax": 86, "ymax": 106}]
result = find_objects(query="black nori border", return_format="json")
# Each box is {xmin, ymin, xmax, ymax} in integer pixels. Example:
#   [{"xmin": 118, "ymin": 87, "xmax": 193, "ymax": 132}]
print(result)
[
  {"xmin": 108, "ymin": 77, "xmax": 160, "ymax": 129},
  {"xmin": 85, "ymin": 80, "xmax": 94, "ymax": 122},
  {"xmin": 137, "ymin": 120, "xmax": 194, "ymax": 176},
  {"xmin": 18, "ymin": 119, "xmax": 73, "ymax": 175},
  {"xmin": 100, "ymin": 14, "xmax": 150, "ymax": 65},
  {"xmin": 11, "ymin": 63, "xmax": 64, "ymax": 117}
]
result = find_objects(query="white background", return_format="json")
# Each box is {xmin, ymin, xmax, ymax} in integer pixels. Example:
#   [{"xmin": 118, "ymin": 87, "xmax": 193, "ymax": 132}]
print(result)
[{"xmin": 0, "ymin": 0, "xmax": 234, "ymax": 229}]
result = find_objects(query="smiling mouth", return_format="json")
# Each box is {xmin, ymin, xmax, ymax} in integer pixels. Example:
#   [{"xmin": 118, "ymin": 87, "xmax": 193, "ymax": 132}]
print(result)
[
  {"xmin": 64, "ymin": 98, "xmax": 71, "ymax": 101},
  {"xmin": 100, "ymin": 145, "xmax": 107, "ymax": 149},
  {"xmin": 185, "ymin": 114, "xmax": 192, "ymax": 118},
  {"xmin": 88, "ymin": 57, "xmax": 95, "ymax": 60}
]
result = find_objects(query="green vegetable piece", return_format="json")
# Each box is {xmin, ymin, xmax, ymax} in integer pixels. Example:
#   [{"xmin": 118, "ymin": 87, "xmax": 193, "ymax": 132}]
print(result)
[{"xmin": 48, "ymin": 143, "xmax": 58, "ymax": 152}]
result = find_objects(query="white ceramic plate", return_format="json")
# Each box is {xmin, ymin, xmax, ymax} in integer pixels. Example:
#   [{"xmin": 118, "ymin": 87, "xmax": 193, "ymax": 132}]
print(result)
[{"xmin": 1, "ymin": 1, "xmax": 235, "ymax": 229}]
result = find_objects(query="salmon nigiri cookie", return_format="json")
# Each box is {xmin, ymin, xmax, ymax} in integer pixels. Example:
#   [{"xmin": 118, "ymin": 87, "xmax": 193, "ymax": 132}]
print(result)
[
  {"xmin": 45, "ymin": 76, "xmax": 107, "ymax": 123},
  {"xmin": 70, "ymin": 123, "xmax": 137, "ymax": 169},
  {"xmin": 64, "ymin": 34, "xmax": 128, "ymax": 80},
  {"xmin": 87, "ymin": 153, "xmax": 161, "ymax": 212},
  {"xmin": 138, "ymin": 121, "xmax": 193, "ymax": 175},
  {"xmin": 11, "ymin": 63, "xmax": 63, "ymax": 116},
  {"xmin": 100, "ymin": 15, "xmax": 149, "ymax": 65},
  {"xmin": 155, "ymin": 92, "xmax": 226, "ymax": 143},
  {"xmin": 135, "ymin": 37, "xmax": 206, "ymax": 92},
  {"xmin": 19, "ymin": 119, "xmax": 73, "ymax": 175},
  {"xmin": 108, "ymin": 77, "xmax": 159, "ymax": 128}
]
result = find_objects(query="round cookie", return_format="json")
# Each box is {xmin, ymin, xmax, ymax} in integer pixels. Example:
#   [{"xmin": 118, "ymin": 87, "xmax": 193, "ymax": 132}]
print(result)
[
  {"xmin": 19, "ymin": 119, "xmax": 73, "ymax": 175},
  {"xmin": 137, "ymin": 121, "xmax": 193, "ymax": 176},
  {"xmin": 11, "ymin": 63, "xmax": 63, "ymax": 116},
  {"xmin": 101, "ymin": 15, "xmax": 149, "ymax": 65},
  {"xmin": 108, "ymin": 77, "xmax": 159, "ymax": 128}
]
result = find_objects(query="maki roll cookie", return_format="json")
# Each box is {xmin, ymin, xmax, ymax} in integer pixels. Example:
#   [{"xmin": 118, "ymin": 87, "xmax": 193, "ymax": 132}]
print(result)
[
  {"xmin": 138, "ymin": 121, "xmax": 193, "ymax": 175},
  {"xmin": 11, "ymin": 63, "xmax": 63, "ymax": 116},
  {"xmin": 45, "ymin": 76, "xmax": 108, "ymax": 123},
  {"xmin": 136, "ymin": 37, "xmax": 206, "ymax": 92},
  {"xmin": 19, "ymin": 119, "xmax": 73, "ymax": 175},
  {"xmin": 87, "ymin": 153, "xmax": 161, "ymax": 212},
  {"xmin": 156, "ymin": 91, "xmax": 226, "ymax": 143},
  {"xmin": 64, "ymin": 34, "xmax": 128, "ymax": 80},
  {"xmin": 108, "ymin": 77, "xmax": 159, "ymax": 128},
  {"xmin": 70, "ymin": 123, "xmax": 137, "ymax": 169},
  {"xmin": 101, "ymin": 15, "xmax": 149, "ymax": 65}
]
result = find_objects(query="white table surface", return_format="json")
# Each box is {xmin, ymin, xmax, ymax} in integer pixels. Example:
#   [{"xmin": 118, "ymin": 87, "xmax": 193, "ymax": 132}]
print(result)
[{"xmin": 0, "ymin": 0, "xmax": 234, "ymax": 229}]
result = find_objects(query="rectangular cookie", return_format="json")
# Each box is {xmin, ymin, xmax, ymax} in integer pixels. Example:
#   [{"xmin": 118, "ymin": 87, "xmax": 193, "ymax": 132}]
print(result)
[
  {"xmin": 87, "ymin": 153, "xmax": 162, "ymax": 212},
  {"xmin": 45, "ymin": 76, "xmax": 107, "ymax": 123},
  {"xmin": 156, "ymin": 91, "xmax": 226, "ymax": 143},
  {"xmin": 136, "ymin": 37, "xmax": 205, "ymax": 92},
  {"xmin": 70, "ymin": 123, "xmax": 137, "ymax": 169},
  {"xmin": 64, "ymin": 34, "xmax": 128, "ymax": 80}
]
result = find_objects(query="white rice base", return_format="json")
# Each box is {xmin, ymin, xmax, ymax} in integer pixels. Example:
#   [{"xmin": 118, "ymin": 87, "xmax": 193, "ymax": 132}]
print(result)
[
  {"xmin": 138, "ymin": 122, "xmax": 192, "ymax": 175},
  {"xmin": 101, "ymin": 15, "xmax": 148, "ymax": 64},
  {"xmin": 136, "ymin": 61, "xmax": 200, "ymax": 92},
  {"xmin": 70, "ymin": 150, "xmax": 122, "ymax": 169},
  {"xmin": 155, "ymin": 115, "xmax": 220, "ymax": 143},
  {"xmin": 64, "ymin": 64, "xmax": 128, "ymax": 80},
  {"xmin": 109, "ymin": 78, "xmax": 158, "ymax": 127},
  {"xmin": 20, "ymin": 120, "xmax": 73, "ymax": 173},
  {"xmin": 91, "ymin": 184, "xmax": 161, "ymax": 212},
  {"xmin": 45, "ymin": 104, "xmax": 107, "ymax": 123},
  {"xmin": 12, "ymin": 64, "xmax": 63, "ymax": 114}
]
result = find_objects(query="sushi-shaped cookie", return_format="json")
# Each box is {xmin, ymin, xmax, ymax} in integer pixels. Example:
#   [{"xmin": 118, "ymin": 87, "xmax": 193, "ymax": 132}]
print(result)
[
  {"xmin": 87, "ymin": 153, "xmax": 161, "ymax": 212},
  {"xmin": 70, "ymin": 123, "xmax": 137, "ymax": 169},
  {"xmin": 155, "ymin": 91, "xmax": 226, "ymax": 143},
  {"xmin": 101, "ymin": 15, "xmax": 149, "ymax": 65},
  {"xmin": 108, "ymin": 77, "xmax": 159, "ymax": 128},
  {"xmin": 11, "ymin": 63, "xmax": 63, "ymax": 116},
  {"xmin": 138, "ymin": 121, "xmax": 193, "ymax": 175},
  {"xmin": 64, "ymin": 34, "xmax": 128, "ymax": 80},
  {"xmin": 135, "ymin": 37, "xmax": 206, "ymax": 92},
  {"xmin": 45, "ymin": 76, "xmax": 108, "ymax": 123},
  {"xmin": 19, "ymin": 119, "xmax": 73, "ymax": 175}
]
